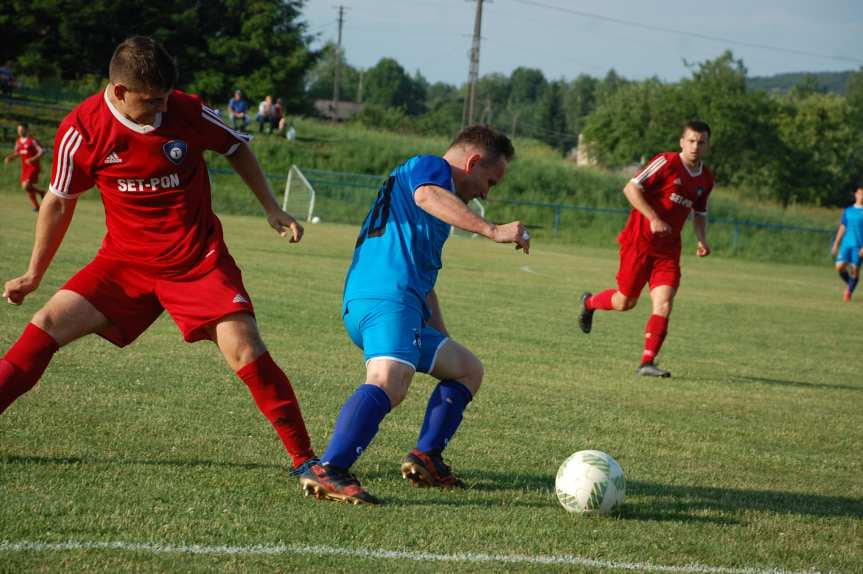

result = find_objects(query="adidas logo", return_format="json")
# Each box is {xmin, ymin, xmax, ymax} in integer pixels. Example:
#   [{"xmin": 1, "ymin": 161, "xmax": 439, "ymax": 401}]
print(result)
[
  {"xmin": 232, "ymin": 293, "xmax": 249, "ymax": 304},
  {"xmin": 104, "ymin": 152, "xmax": 122, "ymax": 164},
  {"xmin": 673, "ymin": 177, "xmax": 682, "ymax": 185}
]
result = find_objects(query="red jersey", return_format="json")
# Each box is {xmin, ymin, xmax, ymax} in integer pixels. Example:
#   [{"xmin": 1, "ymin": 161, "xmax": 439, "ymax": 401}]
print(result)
[
  {"xmin": 49, "ymin": 89, "xmax": 250, "ymax": 278},
  {"xmin": 15, "ymin": 135, "xmax": 43, "ymax": 177},
  {"xmin": 618, "ymin": 152, "xmax": 714, "ymax": 257}
]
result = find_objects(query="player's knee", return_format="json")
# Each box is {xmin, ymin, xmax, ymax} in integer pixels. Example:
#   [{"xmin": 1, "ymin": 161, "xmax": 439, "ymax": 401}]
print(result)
[
  {"xmin": 618, "ymin": 296, "xmax": 638, "ymax": 311},
  {"xmin": 653, "ymin": 301, "xmax": 672, "ymax": 316}
]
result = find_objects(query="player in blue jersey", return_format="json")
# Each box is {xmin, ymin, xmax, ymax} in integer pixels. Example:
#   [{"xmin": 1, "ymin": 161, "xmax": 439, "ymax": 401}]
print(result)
[
  {"xmin": 299, "ymin": 125, "xmax": 529, "ymax": 504},
  {"xmin": 830, "ymin": 186, "xmax": 863, "ymax": 301}
]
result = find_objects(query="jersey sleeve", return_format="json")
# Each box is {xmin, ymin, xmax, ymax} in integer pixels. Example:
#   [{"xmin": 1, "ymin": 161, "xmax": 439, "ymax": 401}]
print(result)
[
  {"xmin": 190, "ymin": 94, "xmax": 251, "ymax": 156},
  {"xmin": 693, "ymin": 171, "xmax": 714, "ymax": 214},
  {"xmin": 630, "ymin": 153, "xmax": 670, "ymax": 192},
  {"xmin": 409, "ymin": 155, "xmax": 453, "ymax": 193},
  {"xmin": 840, "ymin": 209, "xmax": 848, "ymax": 226},
  {"xmin": 49, "ymin": 120, "xmax": 95, "ymax": 199}
]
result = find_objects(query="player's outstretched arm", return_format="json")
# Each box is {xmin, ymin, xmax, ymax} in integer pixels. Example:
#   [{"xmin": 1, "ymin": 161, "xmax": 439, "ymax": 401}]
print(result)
[
  {"xmin": 693, "ymin": 213, "xmax": 711, "ymax": 257},
  {"xmin": 3, "ymin": 192, "xmax": 78, "ymax": 305},
  {"xmin": 225, "ymin": 142, "xmax": 303, "ymax": 242},
  {"xmin": 831, "ymin": 224, "xmax": 845, "ymax": 256},
  {"xmin": 414, "ymin": 185, "xmax": 530, "ymax": 253}
]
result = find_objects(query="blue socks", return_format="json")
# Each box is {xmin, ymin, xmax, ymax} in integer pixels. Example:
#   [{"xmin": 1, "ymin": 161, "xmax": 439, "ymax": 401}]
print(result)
[
  {"xmin": 322, "ymin": 384, "xmax": 391, "ymax": 469},
  {"xmin": 839, "ymin": 269, "xmax": 850, "ymax": 283},
  {"xmin": 416, "ymin": 380, "xmax": 473, "ymax": 453},
  {"xmin": 849, "ymin": 275, "xmax": 859, "ymax": 294}
]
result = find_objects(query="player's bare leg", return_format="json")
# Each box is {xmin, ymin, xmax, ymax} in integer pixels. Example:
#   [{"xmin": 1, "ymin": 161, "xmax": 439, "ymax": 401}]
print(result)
[
  {"xmin": 1, "ymin": 291, "xmax": 110, "ymax": 414},
  {"xmin": 206, "ymin": 313, "xmax": 316, "ymax": 470},
  {"xmin": 401, "ymin": 340, "xmax": 481, "ymax": 489},
  {"xmin": 21, "ymin": 180, "xmax": 43, "ymax": 211},
  {"xmin": 636, "ymin": 285, "xmax": 674, "ymax": 378}
]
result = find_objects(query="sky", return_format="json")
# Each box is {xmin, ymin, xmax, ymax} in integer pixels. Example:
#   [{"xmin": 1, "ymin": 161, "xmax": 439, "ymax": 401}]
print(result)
[{"xmin": 300, "ymin": 0, "xmax": 863, "ymax": 86}]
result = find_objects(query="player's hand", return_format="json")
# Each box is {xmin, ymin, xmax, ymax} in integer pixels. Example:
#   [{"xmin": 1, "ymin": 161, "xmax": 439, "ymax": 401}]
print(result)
[
  {"xmin": 267, "ymin": 209, "xmax": 304, "ymax": 243},
  {"xmin": 696, "ymin": 241, "xmax": 711, "ymax": 257},
  {"xmin": 830, "ymin": 244, "xmax": 839, "ymax": 257},
  {"xmin": 649, "ymin": 218, "xmax": 671, "ymax": 237},
  {"xmin": 491, "ymin": 221, "xmax": 530, "ymax": 254},
  {"xmin": 3, "ymin": 275, "xmax": 39, "ymax": 306}
]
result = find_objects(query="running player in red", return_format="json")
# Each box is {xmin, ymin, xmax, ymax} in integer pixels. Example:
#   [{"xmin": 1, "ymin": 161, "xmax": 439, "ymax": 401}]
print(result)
[
  {"xmin": 4, "ymin": 122, "xmax": 46, "ymax": 211},
  {"xmin": 0, "ymin": 36, "xmax": 318, "ymax": 477},
  {"xmin": 578, "ymin": 120, "xmax": 714, "ymax": 378}
]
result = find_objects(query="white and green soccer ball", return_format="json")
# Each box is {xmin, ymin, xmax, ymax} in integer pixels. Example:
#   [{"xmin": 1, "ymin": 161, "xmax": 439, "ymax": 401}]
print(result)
[{"xmin": 555, "ymin": 450, "xmax": 625, "ymax": 514}]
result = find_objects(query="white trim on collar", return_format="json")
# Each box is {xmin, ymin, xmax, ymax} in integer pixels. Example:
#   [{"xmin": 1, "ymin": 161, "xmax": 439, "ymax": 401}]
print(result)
[
  {"xmin": 103, "ymin": 86, "xmax": 162, "ymax": 133},
  {"xmin": 678, "ymin": 153, "xmax": 703, "ymax": 177}
]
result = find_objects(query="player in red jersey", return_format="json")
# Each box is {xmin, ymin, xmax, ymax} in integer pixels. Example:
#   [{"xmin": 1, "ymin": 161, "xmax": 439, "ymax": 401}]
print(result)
[
  {"xmin": 578, "ymin": 120, "xmax": 714, "ymax": 378},
  {"xmin": 4, "ymin": 122, "xmax": 46, "ymax": 211},
  {"xmin": 0, "ymin": 37, "xmax": 319, "ymax": 477}
]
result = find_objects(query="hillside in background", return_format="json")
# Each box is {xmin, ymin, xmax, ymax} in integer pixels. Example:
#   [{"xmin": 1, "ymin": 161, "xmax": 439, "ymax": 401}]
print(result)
[{"xmin": 747, "ymin": 70, "xmax": 854, "ymax": 94}]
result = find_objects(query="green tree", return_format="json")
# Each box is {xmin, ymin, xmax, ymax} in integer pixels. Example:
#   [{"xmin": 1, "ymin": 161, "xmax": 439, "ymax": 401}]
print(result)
[
  {"xmin": 304, "ymin": 42, "xmax": 360, "ymax": 102},
  {"xmin": 364, "ymin": 58, "xmax": 426, "ymax": 115},
  {"xmin": 2, "ymin": 0, "xmax": 316, "ymax": 114}
]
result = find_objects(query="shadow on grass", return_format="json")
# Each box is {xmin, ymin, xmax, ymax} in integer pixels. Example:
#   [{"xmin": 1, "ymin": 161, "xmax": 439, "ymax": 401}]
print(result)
[
  {"xmin": 0, "ymin": 454, "xmax": 283, "ymax": 471},
  {"xmin": 730, "ymin": 375, "xmax": 860, "ymax": 392},
  {"xmin": 624, "ymin": 480, "xmax": 863, "ymax": 522},
  {"xmin": 6, "ymin": 455, "xmax": 861, "ymax": 519}
]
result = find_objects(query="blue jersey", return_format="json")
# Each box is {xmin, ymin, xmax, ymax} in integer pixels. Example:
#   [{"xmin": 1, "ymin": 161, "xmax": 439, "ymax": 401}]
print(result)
[
  {"xmin": 343, "ymin": 155, "xmax": 454, "ymax": 318},
  {"xmin": 840, "ymin": 205, "xmax": 863, "ymax": 248}
]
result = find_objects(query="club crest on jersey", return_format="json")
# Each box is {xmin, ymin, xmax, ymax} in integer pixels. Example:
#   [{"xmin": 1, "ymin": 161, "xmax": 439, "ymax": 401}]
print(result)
[
  {"xmin": 163, "ymin": 140, "xmax": 187, "ymax": 165},
  {"xmin": 695, "ymin": 186, "xmax": 704, "ymax": 197}
]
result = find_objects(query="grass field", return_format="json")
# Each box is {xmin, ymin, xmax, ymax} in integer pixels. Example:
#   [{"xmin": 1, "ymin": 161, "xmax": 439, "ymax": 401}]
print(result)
[{"xmin": 1, "ymin": 191, "xmax": 861, "ymax": 573}]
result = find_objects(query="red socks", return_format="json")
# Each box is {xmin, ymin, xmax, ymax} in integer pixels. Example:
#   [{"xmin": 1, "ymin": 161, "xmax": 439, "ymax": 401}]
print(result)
[
  {"xmin": 1, "ymin": 323, "xmax": 59, "ymax": 414},
  {"xmin": 236, "ymin": 352, "xmax": 315, "ymax": 467},
  {"xmin": 587, "ymin": 289, "xmax": 616, "ymax": 311},
  {"xmin": 641, "ymin": 314, "xmax": 669, "ymax": 365}
]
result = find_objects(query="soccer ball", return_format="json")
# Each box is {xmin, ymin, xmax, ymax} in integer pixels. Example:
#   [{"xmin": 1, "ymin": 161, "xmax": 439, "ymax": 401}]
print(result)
[
  {"xmin": 311, "ymin": 216, "xmax": 321, "ymax": 224},
  {"xmin": 555, "ymin": 450, "xmax": 625, "ymax": 514}
]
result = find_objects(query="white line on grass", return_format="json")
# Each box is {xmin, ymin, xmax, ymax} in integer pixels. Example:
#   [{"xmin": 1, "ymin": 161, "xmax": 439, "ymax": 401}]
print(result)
[
  {"xmin": 0, "ymin": 540, "xmax": 833, "ymax": 574},
  {"xmin": 520, "ymin": 265, "xmax": 539, "ymax": 274}
]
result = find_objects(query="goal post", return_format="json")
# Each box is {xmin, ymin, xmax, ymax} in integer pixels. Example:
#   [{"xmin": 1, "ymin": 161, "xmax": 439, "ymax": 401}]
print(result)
[
  {"xmin": 282, "ymin": 164, "xmax": 316, "ymax": 222},
  {"xmin": 450, "ymin": 198, "xmax": 486, "ymax": 238}
]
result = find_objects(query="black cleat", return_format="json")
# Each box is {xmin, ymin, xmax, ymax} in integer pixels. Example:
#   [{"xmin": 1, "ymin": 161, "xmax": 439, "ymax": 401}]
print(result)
[
  {"xmin": 636, "ymin": 362, "xmax": 671, "ymax": 378},
  {"xmin": 578, "ymin": 292, "xmax": 594, "ymax": 334},
  {"xmin": 401, "ymin": 449, "xmax": 465, "ymax": 489},
  {"xmin": 298, "ymin": 462, "xmax": 381, "ymax": 505}
]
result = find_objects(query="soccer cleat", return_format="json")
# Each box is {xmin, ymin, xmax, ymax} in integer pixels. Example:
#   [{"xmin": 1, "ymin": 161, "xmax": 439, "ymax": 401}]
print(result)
[
  {"xmin": 636, "ymin": 361, "xmax": 671, "ymax": 378},
  {"xmin": 298, "ymin": 462, "xmax": 380, "ymax": 505},
  {"xmin": 843, "ymin": 288, "xmax": 852, "ymax": 302},
  {"xmin": 401, "ymin": 448, "xmax": 465, "ymax": 489},
  {"xmin": 578, "ymin": 292, "xmax": 594, "ymax": 334}
]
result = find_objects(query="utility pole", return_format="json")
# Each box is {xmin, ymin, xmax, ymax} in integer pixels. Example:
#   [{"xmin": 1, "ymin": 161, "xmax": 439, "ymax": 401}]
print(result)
[
  {"xmin": 462, "ymin": 0, "xmax": 484, "ymax": 128},
  {"xmin": 332, "ymin": 5, "xmax": 346, "ymax": 118}
]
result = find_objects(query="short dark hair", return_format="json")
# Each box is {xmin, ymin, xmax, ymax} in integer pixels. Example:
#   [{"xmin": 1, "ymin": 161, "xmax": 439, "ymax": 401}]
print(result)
[
  {"xmin": 17, "ymin": 121, "xmax": 28, "ymax": 131},
  {"xmin": 109, "ymin": 36, "xmax": 177, "ymax": 91},
  {"xmin": 682, "ymin": 120, "xmax": 711, "ymax": 139},
  {"xmin": 450, "ymin": 124, "xmax": 515, "ymax": 164}
]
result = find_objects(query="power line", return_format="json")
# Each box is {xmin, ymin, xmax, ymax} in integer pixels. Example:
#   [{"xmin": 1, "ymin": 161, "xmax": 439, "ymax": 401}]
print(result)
[{"xmin": 511, "ymin": 0, "xmax": 863, "ymax": 66}]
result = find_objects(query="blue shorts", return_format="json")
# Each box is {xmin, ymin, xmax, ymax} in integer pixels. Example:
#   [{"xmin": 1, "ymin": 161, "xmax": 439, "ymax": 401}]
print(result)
[
  {"xmin": 836, "ymin": 245, "xmax": 862, "ymax": 266},
  {"xmin": 343, "ymin": 299, "xmax": 449, "ymax": 373}
]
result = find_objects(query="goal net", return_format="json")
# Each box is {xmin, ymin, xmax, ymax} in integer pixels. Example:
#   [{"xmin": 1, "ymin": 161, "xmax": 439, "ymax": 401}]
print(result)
[
  {"xmin": 282, "ymin": 164, "xmax": 316, "ymax": 222},
  {"xmin": 451, "ymin": 199, "xmax": 486, "ymax": 238}
]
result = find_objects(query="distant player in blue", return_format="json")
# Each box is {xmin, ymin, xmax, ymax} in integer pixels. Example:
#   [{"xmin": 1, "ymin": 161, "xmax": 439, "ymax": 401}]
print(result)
[
  {"xmin": 830, "ymin": 186, "xmax": 863, "ymax": 302},
  {"xmin": 299, "ymin": 125, "xmax": 530, "ymax": 504}
]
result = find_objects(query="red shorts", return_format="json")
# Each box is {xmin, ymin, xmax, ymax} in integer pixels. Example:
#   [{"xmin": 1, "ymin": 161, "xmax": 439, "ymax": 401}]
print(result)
[
  {"xmin": 62, "ymin": 253, "xmax": 255, "ymax": 347},
  {"xmin": 21, "ymin": 164, "xmax": 40, "ymax": 185},
  {"xmin": 615, "ymin": 243, "xmax": 681, "ymax": 298}
]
